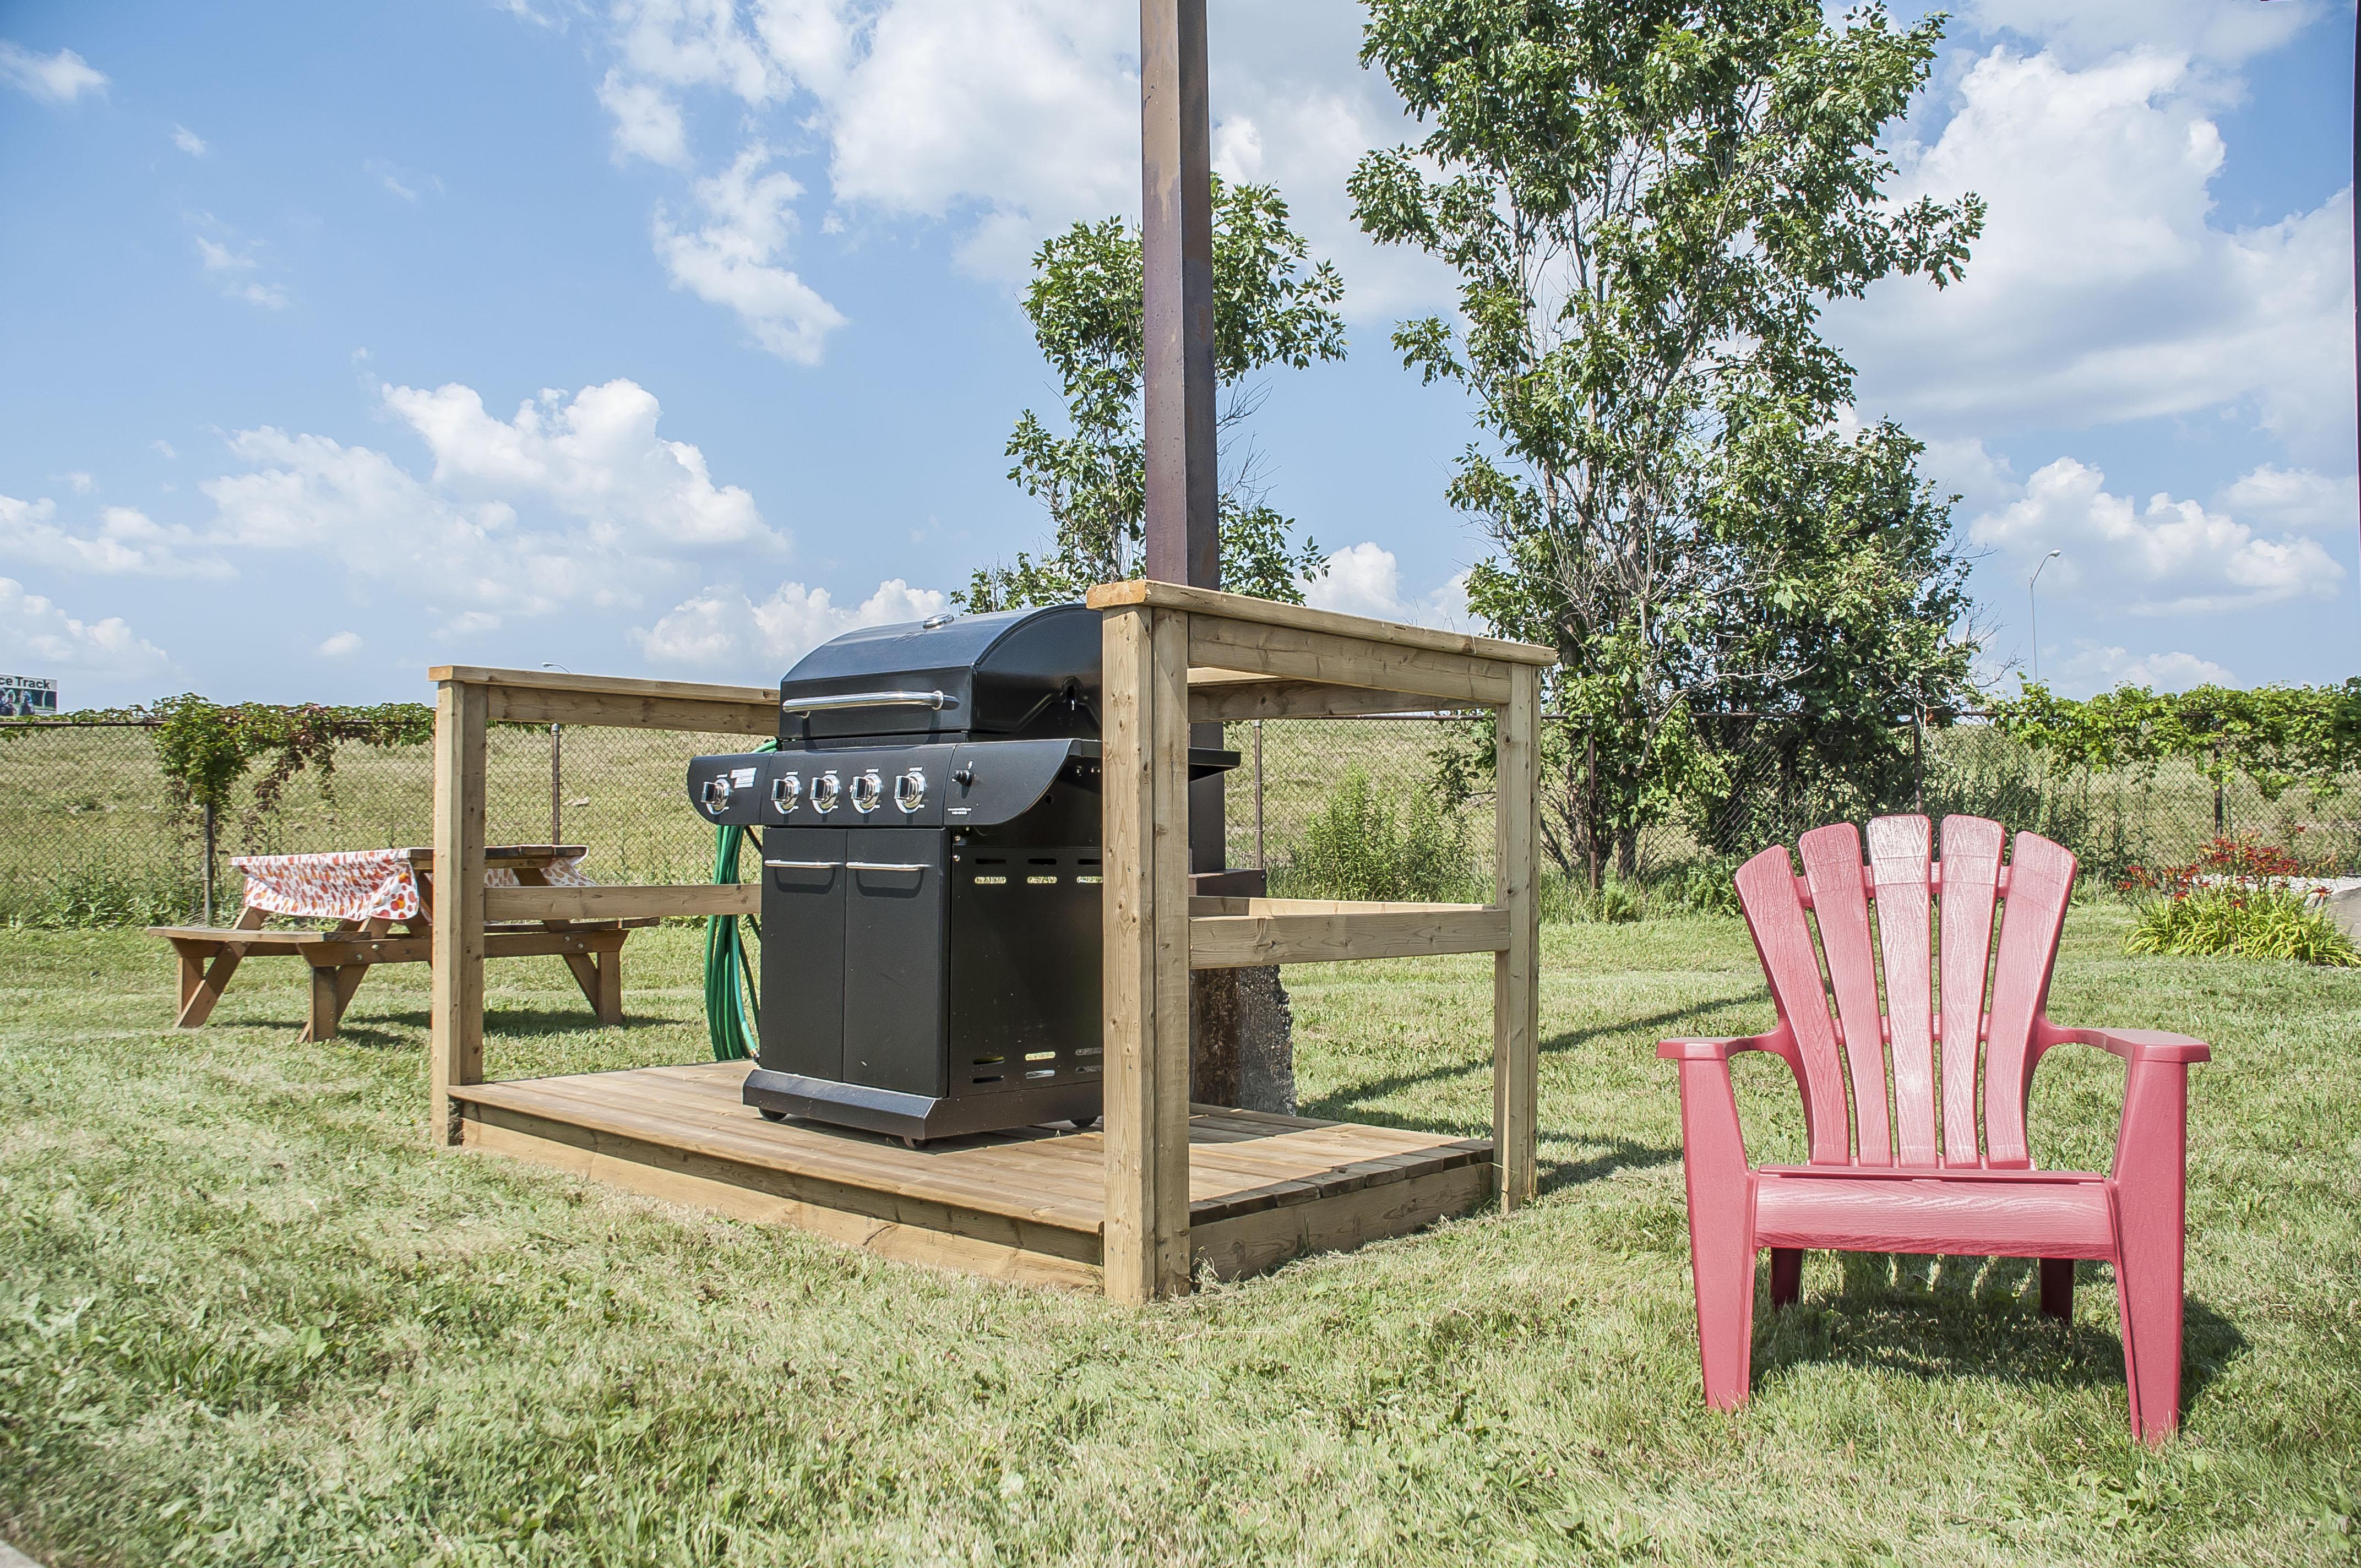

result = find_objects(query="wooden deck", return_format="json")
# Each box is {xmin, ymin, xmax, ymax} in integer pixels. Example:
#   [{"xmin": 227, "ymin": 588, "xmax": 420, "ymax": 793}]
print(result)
[{"xmin": 453, "ymin": 1061, "xmax": 1495, "ymax": 1290}]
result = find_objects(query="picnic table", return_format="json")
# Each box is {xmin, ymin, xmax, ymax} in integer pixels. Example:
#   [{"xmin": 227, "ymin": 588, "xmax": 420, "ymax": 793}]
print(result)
[{"xmin": 149, "ymin": 845, "xmax": 649, "ymax": 1041}]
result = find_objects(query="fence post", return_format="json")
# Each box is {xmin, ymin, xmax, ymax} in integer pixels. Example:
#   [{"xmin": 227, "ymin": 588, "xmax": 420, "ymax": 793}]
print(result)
[
  {"xmin": 1584, "ymin": 728, "xmax": 1598, "ymax": 892},
  {"xmin": 1913, "ymin": 707, "xmax": 1924, "ymax": 815},
  {"xmin": 1252, "ymin": 718, "xmax": 1264, "ymax": 870},
  {"xmin": 201, "ymin": 801, "xmax": 216, "ymax": 926},
  {"xmin": 2211, "ymin": 745, "xmax": 2226, "ymax": 838},
  {"xmin": 550, "ymin": 723, "xmax": 563, "ymax": 846}
]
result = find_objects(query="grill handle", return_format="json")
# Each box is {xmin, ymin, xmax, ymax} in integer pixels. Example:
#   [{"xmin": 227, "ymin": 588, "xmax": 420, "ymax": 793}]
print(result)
[
  {"xmin": 779, "ymin": 689, "xmax": 959, "ymax": 715},
  {"xmin": 762, "ymin": 859, "xmax": 842, "ymax": 870},
  {"xmin": 845, "ymin": 861, "xmax": 929, "ymax": 874}
]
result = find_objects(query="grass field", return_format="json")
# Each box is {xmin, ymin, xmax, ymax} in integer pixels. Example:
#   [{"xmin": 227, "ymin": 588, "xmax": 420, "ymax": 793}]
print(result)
[{"xmin": 4, "ymin": 908, "xmax": 2359, "ymax": 1565}]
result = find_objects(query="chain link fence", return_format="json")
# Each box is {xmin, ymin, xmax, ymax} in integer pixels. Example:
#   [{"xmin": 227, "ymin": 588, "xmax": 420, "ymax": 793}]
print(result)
[{"xmin": 8, "ymin": 711, "xmax": 2357, "ymax": 928}]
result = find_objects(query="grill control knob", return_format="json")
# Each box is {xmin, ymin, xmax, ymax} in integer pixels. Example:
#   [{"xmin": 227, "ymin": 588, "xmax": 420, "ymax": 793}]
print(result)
[
  {"xmin": 851, "ymin": 769, "xmax": 884, "ymax": 814},
  {"xmin": 700, "ymin": 776, "xmax": 732, "ymax": 810},
  {"xmin": 951, "ymin": 765, "xmax": 975, "ymax": 787},
  {"xmin": 810, "ymin": 770, "xmax": 841, "ymax": 813},
  {"xmin": 895, "ymin": 767, "xmax": 927, "ymax": 812},
  {"xmin": 770, "ymin": 773, "xmax": 802, "ymax": 814}
]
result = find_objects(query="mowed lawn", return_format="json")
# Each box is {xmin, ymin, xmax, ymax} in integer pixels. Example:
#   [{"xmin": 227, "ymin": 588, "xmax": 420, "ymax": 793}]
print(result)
[{"xmin": 2, "ymin": 908, "xmax": 2358, "ymax": 1566}]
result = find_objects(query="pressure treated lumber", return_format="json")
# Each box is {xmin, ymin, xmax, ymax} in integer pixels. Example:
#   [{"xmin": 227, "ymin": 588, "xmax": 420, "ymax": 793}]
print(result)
[
  {"xmin": 482, "ymin": 884, "xmax": 759, "ymax": 922},
  {"xmin": 1188, "ymin": 617, "xmax": 1513, "ymax": 707},
  {"xmin": 429, "ymin": 665, "xmax": 779, "ymax": 737},
  {"xmin": 429, "ymin": 678, "xmax": 488, "ymax": 1144},
  {"xmin": 1189, "ymin": 905, "xmax": 1509, "ymax": 968},
  {"xmin": 1493, "ymin": 662, "xmax": 1542, "ymax": 1210},
  {"xmin": 1085, "ymin": 578, "xmax": 1555, "ymax": 666}
]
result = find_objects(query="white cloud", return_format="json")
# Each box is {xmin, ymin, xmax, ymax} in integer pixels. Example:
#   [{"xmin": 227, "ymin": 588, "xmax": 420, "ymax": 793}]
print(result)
[
  {"xmin": 198, "ymin": 378, "xmax": 777, "ymax": 629},
  {"xmin": 0, "ymin": 41, "xmax": 107, "ymax": 104},
  {"xmin": 0, "ymin": 494, "xmax": 231, "ymax": 579},
  {"xmin": 597, "ymin": 69, "xmax": 689, "ymax": 166},
  {"xmin": 1970, "ymin": 456, "xmax": 2344, "ymax": 615},
  {"xmin": 1965, "ymin": 0, "xmax": 2319, "ymax": 69},
  {"xmin": 2049, "ymin": 642, "xmax": 2234, "ymax": 696},
  {"xmin": 1835, "ymin": 46, "xmax": 2356, "ymax": 465},
  {"xmin": 635, "ymin": 577, "xmax": 947, "ymax": 669},
  {"xmin": 381, "ymin": 378, "xmax": 774, "ymax": 546},
  {"xmin": 1301, "ymin": 542, "xmax": 1473, "ymax": 633},
  {"xmin": 0, "ymin": 578, "xmax": 171, "ymax": 685},
  {"xmin": 318, "ymin": 631, "xmax": 363, "ymax": 656},
  {"xmin": 365, "ymin": 159, "xmax": 442, "ymax": 202},
  {"xmin": 193, "ymin": 231, "xmax": 290, "ymax": 309},
  {"xmin": 172, "ymin": 124, "xmax": 207, "ymax": 156},
  {"xmin": 150, "ymin": 439, "xmax": 178, "ymax": 460},
  {"xmin": 59, "ymin": 471, "xmax": 93, "ymax": 494},
  {"xmin": 653, "ymin": 143, "xmax": 847, "ymax": 364},
  {"xmin": 2216, "ymin": 465, "xmax": 2359, "ymax": 533}
]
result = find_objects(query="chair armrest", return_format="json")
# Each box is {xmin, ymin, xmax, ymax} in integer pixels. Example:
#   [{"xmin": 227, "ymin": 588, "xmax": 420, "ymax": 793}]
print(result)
[
  {"xmin": 2037, "ymin": 1022, "xmax": 2211, "ymax": 1065},
  {"xmin": 1657, "ymin": 1031, "xmax": 1783, "ymax": 1062}
]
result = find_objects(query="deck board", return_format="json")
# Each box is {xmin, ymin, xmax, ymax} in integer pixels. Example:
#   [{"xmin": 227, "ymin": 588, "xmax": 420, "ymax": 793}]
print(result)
[{"xmin": 451, "ymin": 1060, "xmax": 1493, "ymax": 1285}]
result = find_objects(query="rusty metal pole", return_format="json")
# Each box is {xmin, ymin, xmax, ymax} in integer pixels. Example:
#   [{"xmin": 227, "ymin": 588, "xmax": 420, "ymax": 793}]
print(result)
[{"xmin": 1141, "ymin": 0, "xmax": 1225, "ymax": 876}]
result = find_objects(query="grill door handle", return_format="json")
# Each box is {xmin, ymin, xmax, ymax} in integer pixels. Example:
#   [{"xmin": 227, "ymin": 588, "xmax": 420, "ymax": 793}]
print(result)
[
  {"xmin": 763, "ymin": 859, "xmax": 842, "ymax": 870},
  {"xmin": 845, "ymin": 861, "xmax": 928, "ymax": 873},
  {"xmin": 780, "ymin": 689, "xmax": 959, "ymax": 715}
]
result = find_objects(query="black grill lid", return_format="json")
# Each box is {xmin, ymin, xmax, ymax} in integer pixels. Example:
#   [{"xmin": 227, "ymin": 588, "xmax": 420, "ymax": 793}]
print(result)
[{"xmin": 777, "ymin": 604, "xmax": 1101, "ymax": 747}]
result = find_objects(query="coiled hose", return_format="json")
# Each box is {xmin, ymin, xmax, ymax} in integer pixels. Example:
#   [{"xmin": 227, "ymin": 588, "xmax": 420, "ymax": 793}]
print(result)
[{"xmin": 703, "ymin": 738, "xmax": 774, "ymax": 1061}]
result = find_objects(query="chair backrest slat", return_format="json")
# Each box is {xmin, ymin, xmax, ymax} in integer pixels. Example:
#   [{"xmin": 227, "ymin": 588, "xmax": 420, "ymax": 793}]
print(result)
[
  {"xmin": 1733, "ymin": 844, "xmax": 1853, "ymax": 1163},
  {"xmin": 1981, "ymin": 830, "xmax": 2076, "ymax": 1168},
  {"xmin": 1936, "ymin": 815, "xmax": 2005, "ymax": 1167},
  {"xmin": 1798, "ymin": 823, "xmax": 1890, "ymax": 1166},
  {"xmin": 1731, "ymin": 814, "xmax": 2071, "ymax": 1172},
  {"xmin": 1866, "ymin": 815, "xmax": 1939, "ymax": 1167}
]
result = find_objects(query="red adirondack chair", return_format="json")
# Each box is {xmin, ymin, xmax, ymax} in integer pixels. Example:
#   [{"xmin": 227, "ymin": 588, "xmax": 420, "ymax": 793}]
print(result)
[{"xmin": 1659, "ymin": 814, "xmax": 2210, "ymax": 1441}]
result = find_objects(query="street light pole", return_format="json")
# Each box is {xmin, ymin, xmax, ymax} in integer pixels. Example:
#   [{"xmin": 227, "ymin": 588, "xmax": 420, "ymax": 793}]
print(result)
[{"xmin": 2028, "ymin": 550, "xmax": 2061, "ymax": 685}]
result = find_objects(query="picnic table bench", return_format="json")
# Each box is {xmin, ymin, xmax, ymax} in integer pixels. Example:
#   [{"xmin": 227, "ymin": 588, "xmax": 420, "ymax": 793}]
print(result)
[{"xmin": 150, "ymin": 845, "xmax": 652, "ymax": 1041}]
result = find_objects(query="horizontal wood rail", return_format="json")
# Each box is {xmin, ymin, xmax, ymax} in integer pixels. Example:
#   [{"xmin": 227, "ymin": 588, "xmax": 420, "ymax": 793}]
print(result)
[
  {"xmin": 482, "ymin": 884, "xmax": 759, "ymax": 922},
  {"xmin": 1189, "ymin": 901, "xmax": 1510, "ymax": 969},
  {"xmin": 1086, "ymin": 578, "xmax": 1557, "ymax": 666},
  {"xmin": 427, "ymin": 665, "xmax": 779, "ymax": 736}
]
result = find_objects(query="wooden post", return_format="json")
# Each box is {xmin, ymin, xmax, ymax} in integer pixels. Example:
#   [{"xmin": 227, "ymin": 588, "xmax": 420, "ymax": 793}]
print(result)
[
  {"xmin": 1102, "ymin": 603, "xmax": 1195, "ymax": 1301},
  {"xmin": 429, "ymin": 678, "xmax": 488, "ymax": 1144},
  {"xmin": 1493, "ymin": 663, "xmax": 1542, "ymax": 1208}
]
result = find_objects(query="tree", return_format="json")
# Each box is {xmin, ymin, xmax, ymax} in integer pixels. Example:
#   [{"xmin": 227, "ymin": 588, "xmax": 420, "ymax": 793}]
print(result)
[
  {"xmin": 1350, "ymin": 0, "xmax": 1987, "ymax": 875},
  {"xmin": 959, "ymin": 177, "xmax": 1346, "ymax": 610}
]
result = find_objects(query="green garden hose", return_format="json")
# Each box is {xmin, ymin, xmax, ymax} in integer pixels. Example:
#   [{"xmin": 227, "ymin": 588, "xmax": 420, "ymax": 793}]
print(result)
[{"xmin": 704, "ymin": 738, "xmax": 774, "ymax": 1061}]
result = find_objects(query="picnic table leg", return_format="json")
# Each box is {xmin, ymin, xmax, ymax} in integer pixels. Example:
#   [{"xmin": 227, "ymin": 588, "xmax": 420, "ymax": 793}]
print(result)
[
  {"xmin": 176, "ymin": 903, "xmax": 270, "ymax": 1028},
  {"xmin": 175, "ymin": 944, "xmax": 204, "ymax": 1017},
  {"xmin": 301, "ymin": 962, "xmax": 373, "ymax": 1043},
  {"xmin": 513, "ymin": 864, "xmax": 622, "ymax": 1026},
  {"xmin": 594, "ymin": 947, "xmax": 622, "ymax": 1026}
]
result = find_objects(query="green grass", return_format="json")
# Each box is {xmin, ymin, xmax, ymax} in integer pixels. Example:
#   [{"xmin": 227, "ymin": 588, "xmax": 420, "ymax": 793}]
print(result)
[{"xmin": 3, "ymin": 913, "xmax": 2359, "ymax": 1565}]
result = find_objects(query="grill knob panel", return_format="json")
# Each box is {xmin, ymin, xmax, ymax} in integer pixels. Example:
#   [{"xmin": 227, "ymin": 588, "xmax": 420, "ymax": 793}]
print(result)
[
  {"xmin": 895, "ymin": 767, "xmax": 927, "ymax": 813},
  {"xmin": 811, "ymin": 770, "xmax": 841, "ymax": 814},
  {"xmin": 851, "ymin": 769, "xmax": 884, "ymax": 814},
  {"xmin": 770, "ymin": 773, "xmax": 802, "ymax": 814}
]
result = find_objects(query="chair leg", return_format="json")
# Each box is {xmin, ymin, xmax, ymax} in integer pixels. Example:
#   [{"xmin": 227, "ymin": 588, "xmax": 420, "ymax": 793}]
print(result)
[
  {"xmin": 1769, "ymin": 1248, "xmax": 1803, "ymax": 1309},
  {"xmin": 2039, "ymin": 1257, "xmax": 2074, "ymax": 1320},
  {"xmin": 2115, "ymin": 1220, "xmax": 2187, "ymax": 1442},
  {"xmin": 1688, "ymin": 1207, "xmax": 1759, "ymax": 1410}
]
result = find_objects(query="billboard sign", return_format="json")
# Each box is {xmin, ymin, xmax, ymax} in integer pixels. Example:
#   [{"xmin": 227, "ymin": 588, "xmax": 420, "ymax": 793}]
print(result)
[{"xmin": 0, "ymin": 676, "xmax": 58, "ymax": 717}]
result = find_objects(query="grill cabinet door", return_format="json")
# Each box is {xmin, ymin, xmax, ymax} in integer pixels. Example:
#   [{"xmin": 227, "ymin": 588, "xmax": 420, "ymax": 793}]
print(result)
[
  {"xmin": 841, "ymin": 829, "xmax": 946, "ymax": 1097},
  {"xmin": 759, "ymin": 828, "xmax": 847, "ymax": 1080}
]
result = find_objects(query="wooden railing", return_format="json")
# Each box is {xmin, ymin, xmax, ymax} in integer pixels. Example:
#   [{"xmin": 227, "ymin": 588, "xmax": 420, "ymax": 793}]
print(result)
[{"xmin": 1087, "ymin": 579, "xmax": 1551, "ymax": 1303}]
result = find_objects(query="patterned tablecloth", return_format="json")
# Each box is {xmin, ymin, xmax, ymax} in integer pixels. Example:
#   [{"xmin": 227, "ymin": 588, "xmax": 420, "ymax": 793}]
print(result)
[{"xmin": 230, "ymin": 848, "xmax": 596, "ymax": 923}]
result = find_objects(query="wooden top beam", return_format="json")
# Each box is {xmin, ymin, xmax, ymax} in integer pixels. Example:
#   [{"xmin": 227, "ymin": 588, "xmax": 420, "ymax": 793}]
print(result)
[
  {"xmin": 1086, "ymin": 579, "xmax": 1556, "ymax": 667},
  {"xmin": 428, "ymin": 666, "xmax": 777, "ymax": 705}
]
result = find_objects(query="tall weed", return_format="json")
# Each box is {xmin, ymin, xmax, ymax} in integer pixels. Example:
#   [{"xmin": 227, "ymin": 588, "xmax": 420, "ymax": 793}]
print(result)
[
  {"xmin": 2125, "ymin": 886, "xmax": 2360, "ymax": 966},
  {"xmin": 1276, "ymin": 767, "xmax": 1476, "ymax": 902}
]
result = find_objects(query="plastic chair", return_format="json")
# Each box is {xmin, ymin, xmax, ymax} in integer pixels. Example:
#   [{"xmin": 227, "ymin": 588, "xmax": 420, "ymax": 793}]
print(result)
[{"xmin": 1658, "ymin": 814, "xmax": 2209, "ymax": 1441}]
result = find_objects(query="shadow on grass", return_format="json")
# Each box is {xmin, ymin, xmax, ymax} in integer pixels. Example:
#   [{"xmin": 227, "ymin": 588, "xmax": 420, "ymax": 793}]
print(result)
[
  {"xmin": 1747, "ymin": 1253, "xmax": 2248, "ymax": 1417},
  {"xmin": 285, "ymin": 1004, "xmax": 675, "ymax": 1049}
]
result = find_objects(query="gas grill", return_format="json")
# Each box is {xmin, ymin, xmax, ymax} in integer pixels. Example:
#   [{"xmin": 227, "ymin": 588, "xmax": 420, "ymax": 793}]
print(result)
[{"xmin": 687, "ymin": 604, "xmax": 1236, "ymax": 1144}]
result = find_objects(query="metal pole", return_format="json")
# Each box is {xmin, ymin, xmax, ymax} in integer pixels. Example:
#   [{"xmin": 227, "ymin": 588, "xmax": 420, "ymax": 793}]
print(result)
[
  {"xmin": 1253, "ymin": 719, "xmax": 1265, "ymax": 869},
  {"xmin": 201, "ymin": 799, "xmax": 216, "ymax": 926},
  {"xmin": 2028, "ymin": 549, "xmax": 2060, "ymax": 684},
  {"xmin": 1140, "ymin": 0, "xmax": 1226, "ymax": 876},
  {"xmin": 550, "ymin": 723, "xmax": 562, "ymax": 846},
  {"xmin": 1913, "ymin": 706, "xmax": 1925, "ymax": 815}
]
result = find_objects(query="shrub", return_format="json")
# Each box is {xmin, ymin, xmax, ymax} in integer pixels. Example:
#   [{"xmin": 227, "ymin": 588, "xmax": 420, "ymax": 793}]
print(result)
[
  {"xmin": 2119, "ymin": 832, "xmax": 2330, "ymax": 899},
  {"xmin": 2125, "ymin": 886, "xmax": 2359, "ymax": 966},
  {"xmin": 1279, "ymin": 767, "xmax": 1475, "ymax": 902},
  {"xmin": 1649, "ymin": 856, "xmax": 1744, "ymax": 918},
  {"xmin": 12, "ymin": 862, "xmax": 194, "ymax": 929}
]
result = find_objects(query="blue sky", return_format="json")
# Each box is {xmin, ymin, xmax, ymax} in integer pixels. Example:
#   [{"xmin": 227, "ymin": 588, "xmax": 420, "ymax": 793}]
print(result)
[{"xmin": 1, "ymin": 0, "xmax": 2353, "ymax": 709}]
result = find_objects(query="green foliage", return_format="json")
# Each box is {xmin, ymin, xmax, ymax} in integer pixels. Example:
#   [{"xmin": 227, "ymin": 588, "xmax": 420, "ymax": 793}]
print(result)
[
  {"xmin": 1647, "ymin": 856, "xmax": 1745, "ymax": 918},
  {"xmin": 2125, "ymin": 886, "xmax": 2360, "ymax": 967},
  {"xmin": 1990, "ymin": 681, "xmax": 2361, "ymax": 803},
  {"xmin": 960, "ymin": 177, "xmax": 1345, "ymax": 610},
  {"xmin": 1277, "ymin": 766, "xmax": 1475, "ymax": 902},
  {"xmin": 1352, "ymin": 1, "xmax": 1984, "ymax": 876},
  {"xmin": 148, "ymin": 695, "xmax": 436, "ymax": 821},
  {"xmin": 10, "ymin": 860, "xmax": 193, "ymax": 929}
]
